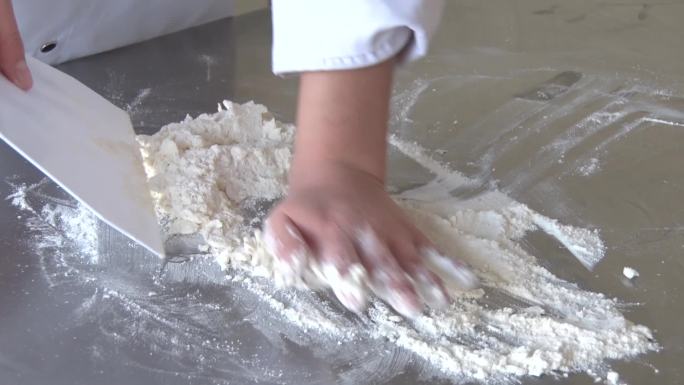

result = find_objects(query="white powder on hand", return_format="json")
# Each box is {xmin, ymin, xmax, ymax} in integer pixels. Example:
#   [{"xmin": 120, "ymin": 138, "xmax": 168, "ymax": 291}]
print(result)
[{"xmin": 136, "ymin": 100, "xmax": 658, "ymax": 384}]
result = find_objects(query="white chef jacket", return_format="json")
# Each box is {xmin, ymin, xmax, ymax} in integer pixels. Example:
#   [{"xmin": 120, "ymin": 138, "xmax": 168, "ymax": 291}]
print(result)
[
  {"xmin": 15, "ymin": 0, "xmax": 443, "ymax": 73},
  {"xmin": 14, "ymin": 0, "xmax": 236, "ymax": 65},
  {"xmin": 271, "ymin": 0, "xmax": 444, "ymax": 74}
]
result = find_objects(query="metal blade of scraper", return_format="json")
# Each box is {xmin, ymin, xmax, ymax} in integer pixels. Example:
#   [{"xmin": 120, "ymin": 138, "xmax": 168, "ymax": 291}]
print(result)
[{"xmin": 0, "ymin": 57, "xmax": 165, "ymax": 258}]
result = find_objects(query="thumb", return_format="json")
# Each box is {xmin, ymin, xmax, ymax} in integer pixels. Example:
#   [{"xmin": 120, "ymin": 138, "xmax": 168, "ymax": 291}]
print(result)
[{"xmin": 0, "ymin": 0, "xmax": 32, "ymax": 90}]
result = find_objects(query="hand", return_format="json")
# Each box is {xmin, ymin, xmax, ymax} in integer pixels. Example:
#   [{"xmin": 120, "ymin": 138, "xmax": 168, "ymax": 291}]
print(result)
[
  {"xmin": 0, "ymin": 0, "xmax": 32, "ymax": 90},
  {"xmin": 265, "ymin": 58, "xmax": 477, "ymax": 318},
  {"xmin": 265, "ymin": 160, "xmax": 477, "ymax": 317}
]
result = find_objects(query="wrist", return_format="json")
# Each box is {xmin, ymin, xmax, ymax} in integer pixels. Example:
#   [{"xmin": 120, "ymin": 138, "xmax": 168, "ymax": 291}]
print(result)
[
  {"xmin": 291, "ymin": 141, "xmax": 386, "ymax": 180},
  {"xmin": 291, "ymin": 60, "xmax": 396, "ymax": 187},
  {"xmin": 289, "ymin": 153, "xmax": 386, "ymax": 190}
]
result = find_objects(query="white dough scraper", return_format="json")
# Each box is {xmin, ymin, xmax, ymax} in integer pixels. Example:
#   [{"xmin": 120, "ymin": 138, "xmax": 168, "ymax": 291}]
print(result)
[{"xmin": 0, "ymin": 57, "xmax": 165, "ymax": 258}]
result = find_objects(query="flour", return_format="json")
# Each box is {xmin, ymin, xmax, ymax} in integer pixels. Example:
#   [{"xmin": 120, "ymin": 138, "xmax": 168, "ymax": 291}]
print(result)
[
  {"xmin": 7, "ymin": 180, "xmax": 99, "ymax": 263},
  {"xmin": 137, "ymin": 101, "xmax": 292, "ymax": 268},
  {"xmin": 577, "ymin": 157, "xmax": 601, "ymax": 176},
  {"xmin": 623, "ymin": 267, "xmax": 640, "ymax": 280},
  {"xmin": 133, "ymin": 100, "xmax": 658, "ymax": 384}
]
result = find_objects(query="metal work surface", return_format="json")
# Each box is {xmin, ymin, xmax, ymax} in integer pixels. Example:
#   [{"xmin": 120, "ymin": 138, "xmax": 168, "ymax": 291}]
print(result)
[{"xmin": 1, "ymin": 2, "xmax": 683, "ymax": 384}]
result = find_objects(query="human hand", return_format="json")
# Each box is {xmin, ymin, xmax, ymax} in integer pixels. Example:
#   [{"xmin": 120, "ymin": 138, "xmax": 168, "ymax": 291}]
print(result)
[
  {"xmin": 265, "ymin": 58, "xmax": 477, "ymax": 318},
  {"xmin": 0, "ymin": 0, "xmax": 32, "ymax": 90},
  {"xmin": 264, "ymin": 160, "xmax": 479, "ymax": 318}
]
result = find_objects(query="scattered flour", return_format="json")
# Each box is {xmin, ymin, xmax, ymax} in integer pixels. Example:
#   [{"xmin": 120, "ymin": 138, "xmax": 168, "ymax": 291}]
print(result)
[
  {"xmin": 39, "ymin": 202, "xmax": 100, "ymax": 262},
  {"xmin": 606, "ymin": 370, "xmax": 620, "ymax": 384},
  {"xmin": 623, "ymin": 266, "xmax": 640, "ymax": 280},
  {"xmin": 132, "ymin": 100, "xmax": 658, "ymax": 384},
  {"xmin": 577, "ymin": 157, "xmax": 601, "ymax": 176},
  {"xmin": 7, "ymin": 180, "xmax": 99, "ymax": 263}
]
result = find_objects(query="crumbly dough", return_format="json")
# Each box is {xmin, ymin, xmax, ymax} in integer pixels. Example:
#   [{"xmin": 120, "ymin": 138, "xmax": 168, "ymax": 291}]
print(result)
[{"xmin": 136, "ymin": 100, "xmax": 657, "ymax": 383}]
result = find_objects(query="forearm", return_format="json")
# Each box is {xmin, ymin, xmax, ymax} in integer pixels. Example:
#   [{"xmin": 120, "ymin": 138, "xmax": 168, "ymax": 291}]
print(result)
[
  {"xmin": 267, "ymin": 54, "xmax": 476, "ymax": 319},
  {"xmin": 290, "ymin": 58, "xmax": 395, "ymax": 185},
  {"xmin": 0, "ymin": 0, "xmax": 32, "ymax": 90}
]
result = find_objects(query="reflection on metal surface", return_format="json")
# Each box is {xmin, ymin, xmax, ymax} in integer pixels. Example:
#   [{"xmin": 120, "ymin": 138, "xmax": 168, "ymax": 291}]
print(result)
[
  {"xmin": 515, "ymin": 71, "xmax": 583, "ymax": 101},
  {"xmin": 5, "ymin": 179, "xmax": 413, "ymax": 385},
  {"xmin": 2, "ymin": 1, "xmax": 684, "ymax": 384}
]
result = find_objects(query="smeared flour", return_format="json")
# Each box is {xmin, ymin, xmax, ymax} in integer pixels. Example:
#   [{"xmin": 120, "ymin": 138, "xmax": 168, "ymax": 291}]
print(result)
[
  {"xmin": 7, "ymin": 181, "xmax": 99, "ymax": 263},
  {"xmin": 129, "ymin": 100, "xmax": 658, "ymax": 383},
  {"xmin": 5, "ymin": 99, "xmax": 659, "ymax": 385}
]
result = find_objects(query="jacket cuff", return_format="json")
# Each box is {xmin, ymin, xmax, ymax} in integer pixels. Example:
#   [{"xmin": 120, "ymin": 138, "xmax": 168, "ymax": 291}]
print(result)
[{"xmin": 271, "ymin": 0, "xmax": 443, "ymax": 75}]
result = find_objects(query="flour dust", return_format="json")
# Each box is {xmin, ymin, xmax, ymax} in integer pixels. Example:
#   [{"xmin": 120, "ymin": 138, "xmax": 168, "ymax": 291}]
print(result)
[{"xmin": 8, "ymin": 101, "xmax": 658, "ymax": 385}]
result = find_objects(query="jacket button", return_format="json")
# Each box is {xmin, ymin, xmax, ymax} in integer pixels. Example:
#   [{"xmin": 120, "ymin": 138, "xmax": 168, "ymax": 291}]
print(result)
[{"xmin": 40, "ymin": 41, "xmax": 58, "ymax": 53}]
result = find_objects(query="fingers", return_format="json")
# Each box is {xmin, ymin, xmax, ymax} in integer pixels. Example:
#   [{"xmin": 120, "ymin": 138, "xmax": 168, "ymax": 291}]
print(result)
[
  {"xmin": 318, "ymin": 225, "xmax": 369, "ymax": 313},
  {"xmin": 410, "ymin": 267, "xmax": 450, "ymax": 308},
  {"xmin": 391, "ymin": 241, "xmax": 450, "ymax": 309},
  {"xmin": 357, "ymin": 228, "xmax": 423, "ymax": 318},
  {"xmin": 422, "ymin": 247, "xmax": 480, "ymax": 291},
  {"xmin": 263, "ymin": 213, "xmax": 309, "ymax": 287},
  {"xmin": 0, "ymin": 0, "xmax": 32, "ymax": 90},
  {"xmin": 264, "ymin": 211, "xmax": 479, "ymax": 318},
  {"xmin": 410, "ymin": 226, "xmax": 479, "ymax": 291}
]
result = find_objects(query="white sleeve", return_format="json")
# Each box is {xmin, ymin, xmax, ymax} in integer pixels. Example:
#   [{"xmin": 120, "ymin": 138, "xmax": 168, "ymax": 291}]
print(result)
[{"xmin": 271, "ymin": 0, "xmax": 444, "ymax": 75}]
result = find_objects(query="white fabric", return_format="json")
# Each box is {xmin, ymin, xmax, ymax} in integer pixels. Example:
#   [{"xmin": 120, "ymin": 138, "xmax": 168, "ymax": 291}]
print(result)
[
  {"xmin": 271, "ymin": 0, "xmax": 444, "ymax": 74},
  {"xmin": 14, "ymin": 0, "xmax": 236, "ymax": 65}
]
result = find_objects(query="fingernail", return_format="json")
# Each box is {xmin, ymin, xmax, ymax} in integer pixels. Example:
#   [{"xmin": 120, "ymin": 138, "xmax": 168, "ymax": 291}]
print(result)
[
  {"xmin": 371, "ymin": 273, "xmax": 423, "ymax": 319},
  {"xmin": 423, "ymin": 248, "xmax": 480, "ymax": 291},
  {"xmin": 285, "ymin": 223, "xmax": 304, "ymax": 242},
  {"xmin": 13, "ymin": 61, "xmax": 33, "ymax": 90},
  {"xmin": 324, "ymin": 262, "xmax": 369, "ymax": 313},
  {"xmin": 390, "ymin": 286, "xmax": 423, "ymax": 319},
  {"xmin": 412, "ymin": 268, "xmax": 449, "ymax": 309}
]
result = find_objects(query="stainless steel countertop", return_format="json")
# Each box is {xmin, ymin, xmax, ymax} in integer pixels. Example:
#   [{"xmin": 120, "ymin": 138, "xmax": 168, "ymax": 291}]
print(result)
[{"xmin": 2, "ymin": 2, "xmax": 683, "ymax": 384}]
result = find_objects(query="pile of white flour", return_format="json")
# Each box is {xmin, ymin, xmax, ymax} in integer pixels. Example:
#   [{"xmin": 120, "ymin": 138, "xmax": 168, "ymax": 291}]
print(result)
[{"xmin": 136, "ymin": 101, "xmax": 657, "ymax": 384}]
